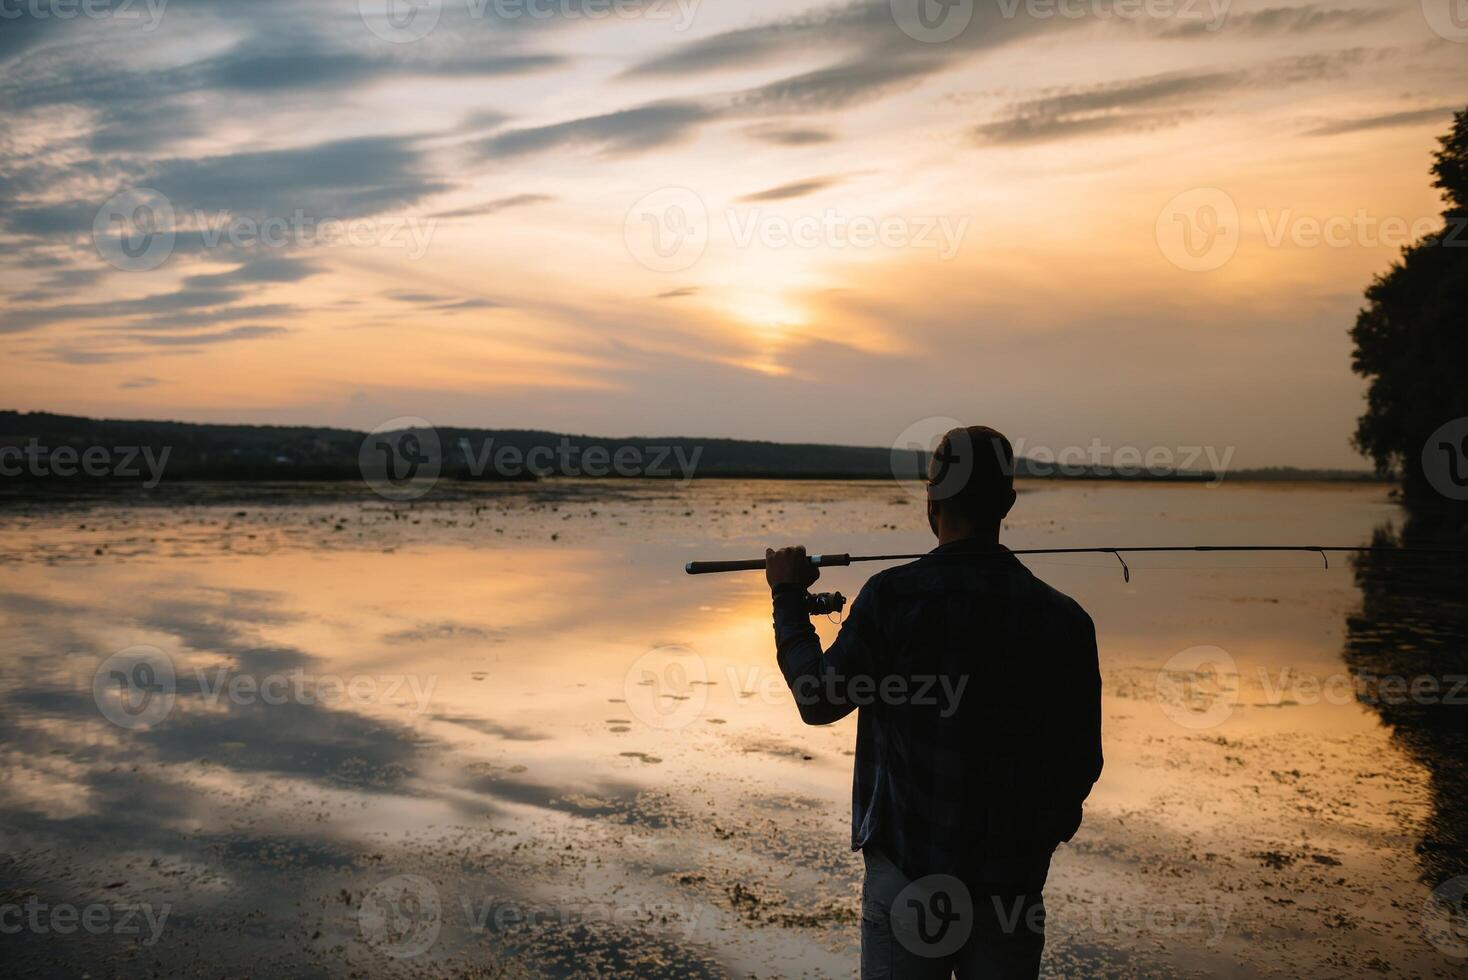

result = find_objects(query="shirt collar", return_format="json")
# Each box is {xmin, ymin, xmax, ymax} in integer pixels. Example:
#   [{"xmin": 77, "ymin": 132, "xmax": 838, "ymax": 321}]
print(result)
[{"xmin": 930, "ymin": 537, "xmax": 1011, "ymax": 556}]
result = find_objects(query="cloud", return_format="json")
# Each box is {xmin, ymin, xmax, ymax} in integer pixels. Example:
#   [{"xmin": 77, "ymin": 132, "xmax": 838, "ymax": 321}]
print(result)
[
  {"xmin": 744, "ymin": 124, "xmax": 836, "ymax": 146},
  {"xmin": 146, "ymin": 303, "xmax": 297, "ymax": 329},
  {"xmin": 6, "ymin": 27, "xmax": 563, "ymax": 108},
  {"xmin": 973, "ymin": 54, "xmax": 1375, "ymax": 145},
  {"xmin": 183, "ymin": 256, "xmax": 319, "ymax": 289},
  {"xmin": 198, "ymin": 45, "xmax": 563, "ymax": 93},
  {"xmin": 732, "ymin": 55, "xmax": 939, "ymax": 113},
  {"xmin": 1, "ymin": 135, "xmax": 448, "ymax": 280},
  {"xmin": 376, "ymin": 292, "xmax": 503, "ymax": 312},
  {"xmin": 0, "ymin": 265, "xmax": 113, "ymax": 304},
  {"xmin": 975, "ymin": 109, "xmax": 1199, "ymax": 144},
  {"xmin": 1006, "ymin": 70, "xmax": 1244, "ymax": 119},
  {"xmin": 476, "ymin": 54, "xmax": 940, "ymax": 164},
  {"xmin": 0, "ymin": 18, "xmax": 47, "ymax": 63},
  {"xmin": 655, "ymin": 287, "xmax": 699, "ymax": 299},
  {"xmin": 972, "ymin": 69, "xmax": 1243, "ymax": 144},
  {"xmin": 1156, "ymin": 4, "xmax": 1398, "ymax": 38},
  {"xmin": 385, "ymin": 291, "xmax": 451, "ymax": 304},
  {"xmin": 0, "ymin": 287, "xmax": 245, "ymax": 334},
  {"xmin": 472, "ymin": 102, "xmax": 716, "ymax": 159},
  {"xmin": 39, "ymin": 347, "xmax": 145, "ymax": 365},
  {"xmin": 120, "ymin": 377, "xmax": 162, "ymax": 389},
  {"xmin": 624, "ymin": 2, "xmax": 884, "ymax": 77},
  {"xmin": 461, "ymin": 0, "xmax": 1076, "ymax": 162},
  {"xmin": 429, "ymin": 194, "xmax": 554, "ymax": 219},
  {"xmin": 150, "ymin": 135, "xmax": 448, "ymax": 218},
  {"xmin": 1, "ymin": 202, "xmax": 101, "ymax": 238},
  {"xmin": 433, "ymin": 298, "xmax": 503, "ymax": 311},
  {"xmin": 738, "ymin": 176, "xmax": 846, "ymax": 202},
  {"xmin": 0, "ymin": 8, "xmax": 561, "ymax": 161},
  {"xmin": 127, "ymin": 325, "xmax": 287, "ymax": 346},
  {"xmin": 1306, "ymin": 106, "xmax": 1459, "ymax": 137}
]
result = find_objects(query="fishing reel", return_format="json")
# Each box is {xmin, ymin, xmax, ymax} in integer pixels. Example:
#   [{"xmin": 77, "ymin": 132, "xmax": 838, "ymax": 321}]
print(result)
[{"xmin": 805, "ymin": 591, "xmax": 847, "ymax": 617}]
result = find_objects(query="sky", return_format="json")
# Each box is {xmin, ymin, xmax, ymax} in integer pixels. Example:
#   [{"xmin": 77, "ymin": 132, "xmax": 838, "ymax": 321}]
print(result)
[{"xmin": 1, "ymin": 0, "xmax": 1465, "ymax": 469}]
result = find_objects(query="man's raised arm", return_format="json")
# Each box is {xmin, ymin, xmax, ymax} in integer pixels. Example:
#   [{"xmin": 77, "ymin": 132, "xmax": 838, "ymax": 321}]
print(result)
[{"xmin": 766, "ymin": 545, "xmax": 883, "ymax": 726}]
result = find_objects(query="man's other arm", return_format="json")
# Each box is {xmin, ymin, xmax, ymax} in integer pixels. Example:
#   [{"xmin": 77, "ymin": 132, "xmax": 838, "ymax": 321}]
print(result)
[{"xmin": 1059, "ymin": 607, "xmax": 1104, "ymax": 838}]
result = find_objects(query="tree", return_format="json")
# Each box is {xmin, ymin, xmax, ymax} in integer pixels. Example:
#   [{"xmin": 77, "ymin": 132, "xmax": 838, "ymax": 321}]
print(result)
[{"xmin": 1350, "ymin": 108, "xmax": 1468, "ymax": 506}]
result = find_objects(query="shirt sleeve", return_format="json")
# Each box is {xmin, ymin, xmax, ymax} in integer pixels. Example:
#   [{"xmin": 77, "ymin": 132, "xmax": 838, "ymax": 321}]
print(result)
[{"xmin": 772, "ymin": 577, "xmax": 884, "ymax": 726}]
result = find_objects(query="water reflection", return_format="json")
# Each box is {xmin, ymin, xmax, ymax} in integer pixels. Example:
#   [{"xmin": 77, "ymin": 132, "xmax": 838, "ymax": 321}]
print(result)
[
  {"xmin": 1345, "ymin": 509, "xmax": 1468, "ymax": 885},
  {"xmin": 0, "ymin": 480, "xmax": 1462, "ymax": 976}
]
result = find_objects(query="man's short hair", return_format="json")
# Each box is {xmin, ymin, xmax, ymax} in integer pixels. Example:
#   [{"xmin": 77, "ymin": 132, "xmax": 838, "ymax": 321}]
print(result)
[{"xmin": 927, "ymin": 425, "xmax": 1015, "ymax": 521}]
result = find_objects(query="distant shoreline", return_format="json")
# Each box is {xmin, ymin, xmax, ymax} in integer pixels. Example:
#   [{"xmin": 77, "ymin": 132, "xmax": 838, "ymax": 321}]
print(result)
[
  {"xmin": 0, "ymin": 473, "xmax": 1396, "ymax": 512},
  {"xmin": 1, "ymin": 409, "xmax": 1386, "ymax": 488}
]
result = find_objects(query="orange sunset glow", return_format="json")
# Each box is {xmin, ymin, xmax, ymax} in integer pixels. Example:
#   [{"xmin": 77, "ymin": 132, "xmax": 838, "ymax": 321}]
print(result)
[{"xmin": 2, "ymin": 0, "xmax": 1466, "ymax": 466}]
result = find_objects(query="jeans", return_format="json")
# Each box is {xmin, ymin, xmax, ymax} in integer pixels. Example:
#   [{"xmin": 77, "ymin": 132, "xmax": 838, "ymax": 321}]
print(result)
[{"xmin": 860, "ymin": 847, "xmax": 1047, "ymax": 980}]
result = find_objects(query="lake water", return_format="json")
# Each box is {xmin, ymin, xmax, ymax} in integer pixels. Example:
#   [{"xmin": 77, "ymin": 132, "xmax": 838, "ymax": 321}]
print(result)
[{"xmin": 1, "ymin": 479, "xmax": 1464, "ymax": 977}]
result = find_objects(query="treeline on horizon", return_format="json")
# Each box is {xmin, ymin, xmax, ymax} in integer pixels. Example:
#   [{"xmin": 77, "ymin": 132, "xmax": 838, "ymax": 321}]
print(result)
[{"xmin": 0, "ymin": 410, "xmax": 1382, "ymax": 485}]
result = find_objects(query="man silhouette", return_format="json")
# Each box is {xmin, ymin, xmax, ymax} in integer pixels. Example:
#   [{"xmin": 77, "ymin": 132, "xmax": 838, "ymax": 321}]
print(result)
[{"xmin": 766, "ymin": 426, "xmax": 1103, "ymax": 979}]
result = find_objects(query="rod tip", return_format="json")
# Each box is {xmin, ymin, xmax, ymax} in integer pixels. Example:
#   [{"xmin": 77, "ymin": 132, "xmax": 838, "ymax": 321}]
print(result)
[{"xmin": 684, "ymin": 562, "xmax": 694, "ymax": 575}]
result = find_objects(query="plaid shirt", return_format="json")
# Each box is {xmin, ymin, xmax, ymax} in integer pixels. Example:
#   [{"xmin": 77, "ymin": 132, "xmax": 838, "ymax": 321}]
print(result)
[{"xmin": 773, "ymin": 539, "xmax": 1102, "ymax": 888}]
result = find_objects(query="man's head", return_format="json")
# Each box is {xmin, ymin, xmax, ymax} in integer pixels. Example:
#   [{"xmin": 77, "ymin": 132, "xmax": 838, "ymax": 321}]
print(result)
[{"xmin": 926, "ymin": 425, "xmax": 1017, "ymax": 541}]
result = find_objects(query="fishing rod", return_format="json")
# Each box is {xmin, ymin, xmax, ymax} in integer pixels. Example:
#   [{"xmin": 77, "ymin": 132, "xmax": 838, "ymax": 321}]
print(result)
[{"xmin": 684, "ymin": 546, "xmax": 1468, "ymax": 584}]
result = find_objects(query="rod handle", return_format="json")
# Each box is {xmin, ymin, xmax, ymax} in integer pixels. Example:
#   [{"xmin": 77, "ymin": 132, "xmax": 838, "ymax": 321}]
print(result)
[{"xmin": 684, "ymin": 554, "xmax": 851, "ymax": 576}]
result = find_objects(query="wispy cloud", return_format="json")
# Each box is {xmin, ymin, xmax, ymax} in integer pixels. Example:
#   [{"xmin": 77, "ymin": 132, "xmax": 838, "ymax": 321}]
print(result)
[
  {"xmin": 1154, "ymin": 4, "xmax": 1398, "ymax": 38},
  {"xmin": 127, "ymin": 326, "xmax": 287, "ymax": 346},
  {"xmin": 973, "ymin": 69, "xmax": 1241, "ymax": 144},
  {"xmin": 1306, "ymin": 105, "xmax": 1458, "ymax": 137},
  {"xmin": 974, "ymin": 52, "xmax": 1377, "ymax": 145},
  {"xmin": 738, "ymin": 176, "xmax": 846, "ymax": 202},
  {"xmin": 429, "ymin": 194, "xmax": 554, "ymax": 219},
  {"xmin": 744, "ymin": 124, "xmax": 836, "ymax": 146},
  {"xmin": 472, "ymin": 102, "xmax": 715, "ymax": 159}
]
